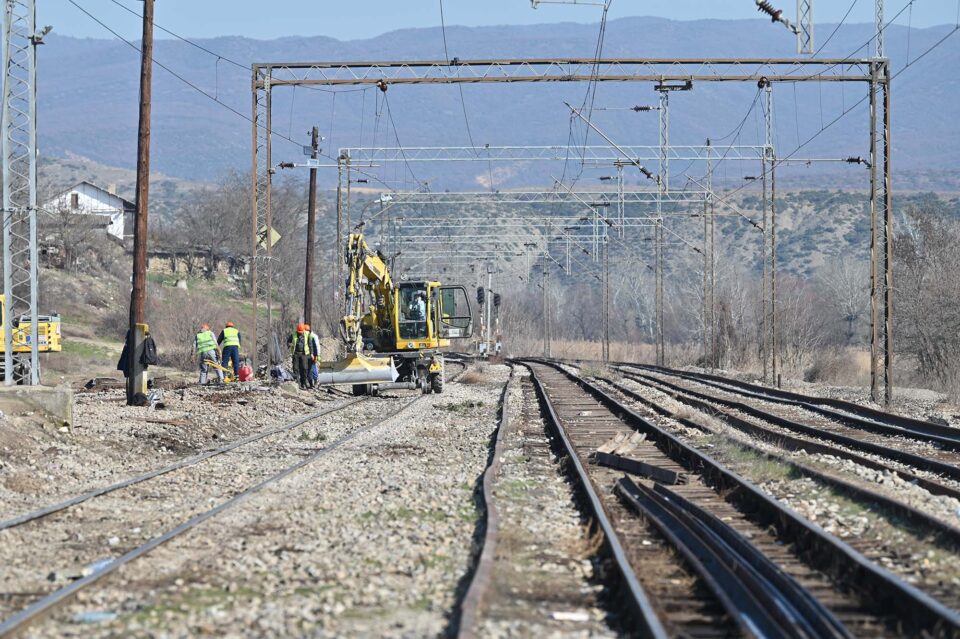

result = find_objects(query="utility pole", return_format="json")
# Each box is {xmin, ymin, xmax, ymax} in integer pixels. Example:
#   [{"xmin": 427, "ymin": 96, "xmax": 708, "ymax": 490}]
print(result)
[
  {"xmin": 303, "ymin": 126, "xmax": 318, "ymax": 327},
  {"xmin": 126, "ymin": 0, "xmax": 153, "ymax": 405},
  {"xmin": 485, "ymin": 260, "xmax": 494, "ymax": 356},
  {"xmin": 541, "ymin": 262, "xmax": 550, "ymax": 357},
  {"xmin": 654, "ymin": 87, "xmax": 669, "ymax": 367},
  {"xmin": 602, "ymin": 230, "xmax": 610, "ymax": 363},
  {"xmin": 762, "ymin": 80, "xmax": 779, "ymax": 385},
  {"xmin": 703, "ymin": 140, "xmax": 712, "ymax": 370},
  {"xmin": 655, "ymin": 218, "xmax": 664, "ymax": 366},
  {"xmin": 335, "ymin": 153, "xmax": 345, "ymax": 325}
]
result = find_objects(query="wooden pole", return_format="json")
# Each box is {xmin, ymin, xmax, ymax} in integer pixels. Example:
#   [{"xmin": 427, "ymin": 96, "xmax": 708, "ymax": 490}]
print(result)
[{"xmin": 126, "ymin": 0, "xmax": 153, "ymax": 405}]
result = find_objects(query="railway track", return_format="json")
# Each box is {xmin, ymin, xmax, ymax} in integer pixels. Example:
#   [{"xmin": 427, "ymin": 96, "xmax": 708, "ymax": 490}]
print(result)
[
  {"xmin": 622, "ymin": 364, "xmax": 960, "ymax": 477},
  {"xmin": 0, "ymin": 362, "xmax": 470, "ymax": 636},
  {"xmin": 614, "ymin": 364, "xmax": 960, "ymax": 499},
  {"xmin": 516, "ymin": 359, "xmax": 960, "ymax": 637}
]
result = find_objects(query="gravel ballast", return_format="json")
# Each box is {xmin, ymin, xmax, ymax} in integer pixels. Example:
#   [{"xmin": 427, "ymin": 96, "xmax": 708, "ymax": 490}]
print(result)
[{"xmin": 19, "ymin": 366, "xmax": 510, "ymax": 637}]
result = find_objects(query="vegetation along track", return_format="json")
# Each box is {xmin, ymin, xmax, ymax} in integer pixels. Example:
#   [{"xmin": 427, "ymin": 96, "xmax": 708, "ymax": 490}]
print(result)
[
  {"xmin": 0, "ymin": 363, "xmax": 470, "ymax": 636},
  {"xmin": 519, "ymin": 359, "xmax": 960, "ymax": 637}
]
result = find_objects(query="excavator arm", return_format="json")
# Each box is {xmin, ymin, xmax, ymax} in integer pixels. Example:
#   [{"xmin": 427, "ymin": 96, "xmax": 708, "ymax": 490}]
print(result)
[
  {"xmin": 341, "ymin": 233, "xmax": 393, "ymax": 354},
  {"xmin": 315, "ymin": 232, "xmax": 399, "ymax": 387}
]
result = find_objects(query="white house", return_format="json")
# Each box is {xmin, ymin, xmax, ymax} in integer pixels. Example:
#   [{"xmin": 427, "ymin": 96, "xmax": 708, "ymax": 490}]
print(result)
[{"xmin": 43, "ymin": 181, "xmax": 135, "ymax": 240}]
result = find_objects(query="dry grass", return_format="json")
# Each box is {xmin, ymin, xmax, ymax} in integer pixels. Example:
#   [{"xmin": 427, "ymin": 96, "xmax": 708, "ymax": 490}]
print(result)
[
  {"xmin": 562, "ymin": 520, "xmax": 606, "ymax": 560},
  {"xmin": 459, "ymin": 364, "xmax": 489, "ymax": 384}
]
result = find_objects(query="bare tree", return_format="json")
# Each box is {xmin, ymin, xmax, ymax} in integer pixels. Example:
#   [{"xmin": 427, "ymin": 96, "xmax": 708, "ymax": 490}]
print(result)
[
  {"xmin": 817, "ymin": 254, "xmax": 869, "ymax": 345},
  {"xmin": 894, "ymin": 205, "xmax": 960, "ymax": 390}
]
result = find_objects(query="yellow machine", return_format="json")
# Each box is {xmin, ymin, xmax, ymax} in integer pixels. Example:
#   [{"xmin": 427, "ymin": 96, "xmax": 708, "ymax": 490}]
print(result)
[
  {"xmin": 316, "ymin": 232, "xmax": 473, "ymax": 395},
  {"xmin": 0, "ymin": 294, "xmax": 62, "ymax": 382}
]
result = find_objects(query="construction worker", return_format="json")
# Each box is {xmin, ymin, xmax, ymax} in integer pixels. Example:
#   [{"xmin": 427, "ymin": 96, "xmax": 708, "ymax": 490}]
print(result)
[
  {"xmin": 289, "ymin": 323, "xmax": 316, "ymax": 390},
  {"xmin": 195, "ymin": 323, "xmax": 223, "ymax": 385},
  {"xmin": 218, "ymin": 321, "xmax": 242, "ymax": 376},
  {"xmin": 305, "ymin": 323, "xmax": 321, "ymax": 386}
]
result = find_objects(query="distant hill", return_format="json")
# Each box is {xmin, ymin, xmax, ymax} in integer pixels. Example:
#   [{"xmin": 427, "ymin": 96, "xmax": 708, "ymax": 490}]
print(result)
[{"xmin": 36, "ymin": 17, "xmax": 960, "ymax": 189}]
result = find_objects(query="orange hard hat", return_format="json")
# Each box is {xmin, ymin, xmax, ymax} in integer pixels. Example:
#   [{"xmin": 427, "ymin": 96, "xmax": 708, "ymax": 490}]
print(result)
[
  {"xmin": 225, "ymin": 321, "xmax": 234, "ymax": 327},
  {"xmin": 201, "ymin": 323, "xmax": 209, "ymax": 330},
  {"xmin": 296, "ymin": 323, "xmax": 305, "ymax": 332}
]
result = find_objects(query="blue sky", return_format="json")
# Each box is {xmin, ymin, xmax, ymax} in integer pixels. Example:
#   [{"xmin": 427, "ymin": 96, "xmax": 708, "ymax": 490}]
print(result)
[{"xmin": 42, "ymin": 0, "xmax": 960, "ymax": 41}]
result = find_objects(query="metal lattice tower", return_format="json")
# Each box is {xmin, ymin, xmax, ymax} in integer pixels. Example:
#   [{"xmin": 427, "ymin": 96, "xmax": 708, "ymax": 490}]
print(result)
[
  {"xmin": 2, "ymin": 0, "xmax": 40, "ymax": 385},
  {"xmin": 250, "ymin": 66, "xmax": 274, "ymax": 372},
  {"xmin": 875, "ymin": 0, "xmax": 885, "ymax": 58},
  {"xmin": 763, "ymin": 82, "xmax": 778, "ymax": 384},
  {"xmin": 797, "ymin": 0, "xmax": 814, "ymax": 54},
  {"xmin": 655, "ymin": 89, "xmax": 669, "ymax": 366}
]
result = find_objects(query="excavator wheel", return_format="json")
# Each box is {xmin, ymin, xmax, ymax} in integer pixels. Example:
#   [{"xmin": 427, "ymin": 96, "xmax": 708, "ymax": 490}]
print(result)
[
  {"xmin": 352, "ymin": 384, "xmax": 366, "ymax": 396},
  {"xmin": 430, "ymin": 373, "xmax": 444, "ymax": 394}
]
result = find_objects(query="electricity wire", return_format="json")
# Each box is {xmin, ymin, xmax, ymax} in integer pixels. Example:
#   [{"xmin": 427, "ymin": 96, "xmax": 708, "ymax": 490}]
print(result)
[{"xmin": 68, "ymin": 0, "xmax": 392, "ymax": 189}]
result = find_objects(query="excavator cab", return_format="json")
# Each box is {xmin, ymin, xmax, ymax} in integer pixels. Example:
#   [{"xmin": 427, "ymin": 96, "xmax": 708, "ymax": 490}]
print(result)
[{"xmin": 397, "ymin": 284, "xmax": 430, "ymax": 341}]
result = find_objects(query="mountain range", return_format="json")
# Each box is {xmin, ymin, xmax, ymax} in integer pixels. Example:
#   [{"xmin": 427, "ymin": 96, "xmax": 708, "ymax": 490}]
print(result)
[{"xmin": 34, "ymin": 15, "xmax": 960, "ymax": 190}]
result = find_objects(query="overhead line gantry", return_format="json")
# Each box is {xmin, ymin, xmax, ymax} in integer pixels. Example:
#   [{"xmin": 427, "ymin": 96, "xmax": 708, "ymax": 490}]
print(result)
[{"xmin": 251, "ymin": 55, "xmax": 893, "ymax": 402}]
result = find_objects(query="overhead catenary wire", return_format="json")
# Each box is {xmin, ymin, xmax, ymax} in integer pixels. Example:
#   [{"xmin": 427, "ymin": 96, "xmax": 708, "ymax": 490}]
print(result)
[
  {"xmin": 382, "ymin": 92, "xmax": 425, "ymax": 191},
  {"xmin": 68, "ymin": 0, "xmax": 393, "ymax": 189},
  {"xmin": 106, "ymin": 0, "xmax": 369, "ymax": 95},
  {"xmin": 559, "ymin": 0, "xmax": 613, "ymax": 189},
  {"xmin": 707, "ymin": 20, "xmax": 960, "ymax": 215}
]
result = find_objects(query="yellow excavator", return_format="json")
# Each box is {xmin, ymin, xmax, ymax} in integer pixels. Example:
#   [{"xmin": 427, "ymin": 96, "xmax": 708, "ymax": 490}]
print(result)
[
  {"xmin": 315, "ymin": 232, "xmax": 473, "ymax": 395},
  {"xmin": 0, "ymin": 294, "xmax": 62, "ymax": 382}
]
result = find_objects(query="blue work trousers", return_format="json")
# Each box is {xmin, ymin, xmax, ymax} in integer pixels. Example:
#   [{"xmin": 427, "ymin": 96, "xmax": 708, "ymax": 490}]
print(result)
[{"xmin": 221, "ymin": 345, "xmax": 241, "ymax": 376}]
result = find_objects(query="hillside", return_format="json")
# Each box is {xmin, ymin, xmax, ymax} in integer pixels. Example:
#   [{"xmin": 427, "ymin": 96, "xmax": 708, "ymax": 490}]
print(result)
[{"xmin": 36, "ymin": 17, "xmax": 960, "ymax": 188}]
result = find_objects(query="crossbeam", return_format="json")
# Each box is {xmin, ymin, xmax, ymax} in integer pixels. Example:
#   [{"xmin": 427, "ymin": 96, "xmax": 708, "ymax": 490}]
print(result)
[{"xmin": 254, "ymin": 58, "xmax": 874, "ymax": 86}]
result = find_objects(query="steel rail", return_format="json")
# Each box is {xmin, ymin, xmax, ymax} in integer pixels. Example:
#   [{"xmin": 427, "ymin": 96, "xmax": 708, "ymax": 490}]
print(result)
[
  {"xmin": 526, "ymin": 359, "xmax": 960, "ymax": 636},
  {"xmin": 641, "ymin": 481, "xmax": 850, "ymax": 639},
  {"xmin": 603, "ymin": 377, "xmax": 960, "ymax": 544},
  {"xmin": 455, "ymin": 369, "xmax": 514, "ymax": 639},
  {"xmin": 0, "ymin": 394, "xmax": 427, "ymax": 637},
  {"xmin": 522, "ymin": 363, "xmax": 668, "ymax": 638},
  {"xmin": 620, "ymin": 369, "xmax": 960, "ymax": 482},
  {"xmin": 626, "ymin": 363, "xmax": 960, "ymax": 444},
  {"xmin": 0, "ymin": 397, "xmax": 366, "ymax": 531},
  {"xmin": 604, "ymin": 375, "xmax": 960, "ymax": 503},
  {"xmin": 615, "ymin": 478, "xmax": 849, "ymax": 639}
]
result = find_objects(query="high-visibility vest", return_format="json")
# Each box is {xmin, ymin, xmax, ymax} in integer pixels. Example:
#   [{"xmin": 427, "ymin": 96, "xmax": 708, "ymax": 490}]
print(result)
[
  {"xmin": 291, "ymin": 331, "xmax": 310, "ymax": 354},
  {"xmin": 195, "ymin": 330, "xmax": 217, "ymax": 354},
  {"xmin": 221, "ymin": 326, "xmax": 240, "ymax": 347}
]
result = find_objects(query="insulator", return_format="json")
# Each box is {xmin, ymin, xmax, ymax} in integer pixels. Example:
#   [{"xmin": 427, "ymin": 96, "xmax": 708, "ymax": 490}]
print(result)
[{"xmin": 756, "ymin": 0, "xmax": 783, "ymax": 22}]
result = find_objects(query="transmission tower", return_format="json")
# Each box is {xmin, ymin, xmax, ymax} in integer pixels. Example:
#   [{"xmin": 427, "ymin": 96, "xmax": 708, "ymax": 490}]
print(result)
[{"xmin": 2, "ymin": 0, "xmax": 46, "ymax": 385}]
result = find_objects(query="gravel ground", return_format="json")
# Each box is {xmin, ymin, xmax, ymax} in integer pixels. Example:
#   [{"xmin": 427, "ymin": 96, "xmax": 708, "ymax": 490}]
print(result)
[
  {"xmin": 21, "ymin": 365, "xmax": 510, "ymax": 637},
  {"xmin": 0, "ymin": 391, "xmax": 397, "ymax": 619},
  {"xmin": 475, "ymin": 367, "xmax": 614, "ymax": 638},
  {"xmin": 0, "ymin": 383, "xmax": 352, "ymax": 520}
]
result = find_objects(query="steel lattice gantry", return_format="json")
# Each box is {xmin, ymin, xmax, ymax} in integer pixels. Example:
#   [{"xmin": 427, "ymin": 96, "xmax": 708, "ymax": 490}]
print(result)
[
  {"xmin": 2, "ymin": 0, "xmax": 40, "ymax": 385},
  {"xmin": 250, "ymin": 56, "xmax": 894, "ymax": 403}
]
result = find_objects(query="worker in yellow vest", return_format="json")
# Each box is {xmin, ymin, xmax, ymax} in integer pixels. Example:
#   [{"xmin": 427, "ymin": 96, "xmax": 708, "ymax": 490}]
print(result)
[
  {"xmin": 218, "ymin": 321, "xmax": 242, "ymax": 376},
  {"xmin": 195, "ymin": 323, "xmax": 223, "ymax": 385},
  {"xmin": 289, "ymin": 323, "xmax": 317, "ymax": 390}
]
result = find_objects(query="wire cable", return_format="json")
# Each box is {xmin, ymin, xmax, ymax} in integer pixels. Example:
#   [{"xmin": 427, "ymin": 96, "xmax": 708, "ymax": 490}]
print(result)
[
  {"xmin": 68, "ymin": 0, "xmax": 394, "ymax": 190},
  {"xmin": 106, "ymin": 0, "xmax": 370, "ymax": 95},
  {"xmin": 707, "ymin": 21, "xmax": 960, "ymax": 217},
  {"xmin": 382, "ymin": 93, "xmax": 424, "ymax": 190}
]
